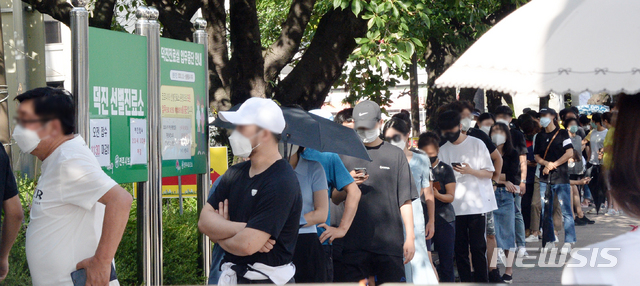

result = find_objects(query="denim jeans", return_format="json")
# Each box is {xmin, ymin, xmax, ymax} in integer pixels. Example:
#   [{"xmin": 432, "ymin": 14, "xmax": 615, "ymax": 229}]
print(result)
[
  {"xmin": 539, "ymin": 182, "xmax": 576, "ymax": 245},
  {"xmin": 208, "ymin": 244, "xmax": 225, "ymax": 284},
  {"xmin": 514, "ymin": 195, "xmax": 526, "ymax": 247},
  {"xmin": 493, "ymin": 187, "xmax": 516, "ymax": 250}
]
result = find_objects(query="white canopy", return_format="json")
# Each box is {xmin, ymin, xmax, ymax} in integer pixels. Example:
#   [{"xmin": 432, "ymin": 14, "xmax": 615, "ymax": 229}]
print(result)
[{"xmin": 435, "ymin": 0, "xmax": 640, "ymax": 97}]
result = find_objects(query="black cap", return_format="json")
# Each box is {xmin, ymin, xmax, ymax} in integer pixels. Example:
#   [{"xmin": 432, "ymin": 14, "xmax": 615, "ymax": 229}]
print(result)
[
  {"xmin": 540, "ymin": 108, "xmax": 557, "ymax": 116},
  {"xmin": 353, "ymin": 100, "xmax": 382, "ymax": 129},
  {"xmin": 494, "ymin": 105, "xmax": 514, "ymax": 116}
]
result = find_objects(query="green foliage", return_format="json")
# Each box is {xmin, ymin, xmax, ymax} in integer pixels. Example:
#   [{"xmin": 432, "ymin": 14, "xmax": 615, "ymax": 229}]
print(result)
[{"xmin": 3, "ymin": 178, "xmax": 204, "ymax": 285}]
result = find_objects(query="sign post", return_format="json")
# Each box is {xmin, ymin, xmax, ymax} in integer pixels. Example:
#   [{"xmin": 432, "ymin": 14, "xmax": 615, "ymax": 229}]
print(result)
[
  {"xmin": 193, "ymin": 18, "xmax": 212, "ymax": 279},
  {"xmin": 71, "ymin": 0, "xmax": 90, "ymax": 140},
  {"xmin": 136, "ymin": 6, "xmax": 163, "ymax": 285}
]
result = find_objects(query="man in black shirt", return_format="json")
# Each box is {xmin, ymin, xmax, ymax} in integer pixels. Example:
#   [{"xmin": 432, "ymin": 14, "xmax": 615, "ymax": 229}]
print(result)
[
  {"xmin": 334, "ymin": 100, "xmax": 417, "ymax": 284},
  {"xmin": 0, "ymin": 146, "xmax": 23, "ymax": 282},
  {"xmin": 533, "ymin": 108, "xmax": 576, "ymax": 254},
  {"xmin": 198, "ymin": 98, "xmax": 302, "ymax": 284}
]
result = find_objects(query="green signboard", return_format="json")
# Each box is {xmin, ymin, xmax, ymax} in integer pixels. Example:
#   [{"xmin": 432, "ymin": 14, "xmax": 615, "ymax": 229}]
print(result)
[
  {"xmin": 159, "ymin": 38, "xmax": 208, "ymax": 177},
  {"xmin": 88, "ymin": 27, "xmax": 149, "ymax": 183}
]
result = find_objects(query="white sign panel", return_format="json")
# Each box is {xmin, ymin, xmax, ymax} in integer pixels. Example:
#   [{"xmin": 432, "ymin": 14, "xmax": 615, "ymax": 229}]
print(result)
[
  {"xmin": 161, "ymin": 117, "xmax": 192, "ymax": 160},
  {"xmin": 130, "ymin": 118, "xmax": 147, "ymax": 165},
  {"xmin": 89, "ymin": 119, "xmax": 111, "ymax": 167},
  {"xmin": 169, "ymin": 70, "xmax": 196, "ymax": 82}
]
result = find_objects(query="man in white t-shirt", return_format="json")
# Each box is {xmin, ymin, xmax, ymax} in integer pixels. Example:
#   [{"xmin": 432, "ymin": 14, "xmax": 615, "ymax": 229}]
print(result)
[
  {"xmin": 13, "ymin": 88, "xmax": 133, "ymax": 286},
  {"xmin": 437, "ymin": 110, "xmax": 497, "ymax": 283}
]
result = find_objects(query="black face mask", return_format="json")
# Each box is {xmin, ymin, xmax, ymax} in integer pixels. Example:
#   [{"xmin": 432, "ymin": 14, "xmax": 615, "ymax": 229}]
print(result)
[
  {"xmin": 429, "ymin": 156, "xmax": 438, "ymax": 164},
  {"xmin": 442, "ymin": 129, "xmax": 461, "ymax": 143}
]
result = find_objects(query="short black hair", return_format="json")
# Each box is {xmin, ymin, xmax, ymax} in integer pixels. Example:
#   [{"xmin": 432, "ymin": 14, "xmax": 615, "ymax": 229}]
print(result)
[
  {"xmin": 563, "ymin": 117, "xmax": 579, "ymax": 128},
  {"xmin": 334, "ymin": 108, "xmax": 353, "ymax": 125},
  {"xmin": 438, "ymin": 110, "xmax": 461, "ymax": 131},
  {"xmin": 418, "ymin": 132, "xmax": 440, "ymax": 150},
  {"xmin": 592, "ymin": 113, "xmax": 603, "ymax": 124},
  {"xmin": 603, "ymin": 112, "xmax": 613, "ymax": 124},
  {"xmin": 445, "ymin": 101, "xmax": 475, "ymax": 114},
  {"xmin": 526, "ymin": 109, "xmax": 539, "ymax": 119},
  {"xmin": 15, "ymin": 87, "xmax": 75, "ymax": 135},
  {"xmin": 579, "ymin": 114, "xmax": 591, "ymax": 126},
  {"xmin": 478, "ymin": 113, "xmax": 495, "ymax": 124},
  {"xmin": 494, "ymin": 105, "xmax": 513, "ymax": 117}
]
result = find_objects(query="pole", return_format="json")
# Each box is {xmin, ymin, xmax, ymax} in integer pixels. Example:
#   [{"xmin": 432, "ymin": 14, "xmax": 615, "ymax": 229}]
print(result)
[
  {"xmin": 178, "ymin": 175, "xmax": 183, "ymax": 215},
  {"xmin": 71, "ymin": 0, "xmax": 90, "ymax": 140},
  {"xmin": 193, "ymin": 17, "xmax": 212, "ymax": 280},
  {"xmin": 135, "ymin": 6, "xmax": 163, "ymax": 285}
]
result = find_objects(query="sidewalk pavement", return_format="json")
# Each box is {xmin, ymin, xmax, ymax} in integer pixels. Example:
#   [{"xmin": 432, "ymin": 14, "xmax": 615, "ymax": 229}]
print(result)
[{"xmin": 504, "ymin": 212, "xmax": 639, "ymax": 285}]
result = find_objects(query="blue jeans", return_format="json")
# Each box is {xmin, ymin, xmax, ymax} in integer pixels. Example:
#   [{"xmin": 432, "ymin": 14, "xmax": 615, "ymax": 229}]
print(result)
[
  {"xmin": 539, "ymin": 183, "xmax": 576, "ymax": 245},
  {"xmin": 208, "ymin": 244, "xmax": 225, "ymax": 284},
  {"xmin": 583, "ymin": 184, "xmax": 594, "ymax": 201},
  {"xmin": 514, "ymin": 195, "xmax": 526, "ymax": 247},
  {"xmin": 493, "ymin": 187, "xmax": 516, "ymax": 250}
]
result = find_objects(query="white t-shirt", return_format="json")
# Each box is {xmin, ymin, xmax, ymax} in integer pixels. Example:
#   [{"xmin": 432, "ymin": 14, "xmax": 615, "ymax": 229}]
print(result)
[
  {"xmin": 26, "ymin": 136, "xmax": 119, "ymax": 286},
  {"xmin": 562, "ymin": 228, "xmax": 640, "ymax": 286},
  {"xmin": 588, "ymin": 129, "xmax": 608, "ymax": 165},
  {"xmin": 439, "ymin": 135, "xmax": 497, "ymax": 216}
]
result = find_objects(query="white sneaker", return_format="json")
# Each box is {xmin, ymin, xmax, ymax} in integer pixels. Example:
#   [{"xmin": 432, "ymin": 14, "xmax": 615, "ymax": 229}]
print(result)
[
  {"xmin": 542, "ymin": 242, "xmax": 556, "ymax": 253},
  {"xmin": 605, "ymin": 209, "xmax": 618, "ymax": 216},
  {"xmin": 517, "ymin": 246, "xmax": 530, "ymax": 258},
  {"xmin": 561, "ymin": 242, "xmax": 574, "ymax": 255},
  {"xmin": 525, "ymin": 235, "xmax": 539, "ymax": 242},
  {"xmin": 555, "ymin": 234, "xmax": 559, "ymax": 242}
]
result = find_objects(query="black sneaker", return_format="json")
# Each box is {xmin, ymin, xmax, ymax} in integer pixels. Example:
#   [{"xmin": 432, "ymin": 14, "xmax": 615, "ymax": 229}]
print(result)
[
  {"xmin": 575, "ymin": 216, "xmax": 587, "ymax": 226},
  {"xmin": 582, "ymin": 215, "xmax": 596, "ymax": 224},
  {"xmin": 489, "ymin": 269, "xmax": 505, "ymax": 283},
  {"xmin": 502, "ymin": 274, "xmax": 513, "ymax": 284}
]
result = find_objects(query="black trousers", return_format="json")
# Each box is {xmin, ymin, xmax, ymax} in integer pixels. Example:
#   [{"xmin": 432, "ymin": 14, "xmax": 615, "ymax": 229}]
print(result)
[
  {"xmin": 322, "ymin": 244, "xmax": 333, "ymax": 282},
  {"xmin": 292, "ymin": 233, "xmax": 328, "ymax": 283},
  {"xmin": 454, "ymin": 213, "xmax": 488, "ymax": 282},
  {"xmin": 522, "ymin": 183, "xmax": 534, "ymax": 231},
  {"xmin": 432, "ymin": 220, "xmax": 456, "ymax": 282},
  {"xmin": 333, "ymin": 249, "xmax": 405, "ymax": 284}
]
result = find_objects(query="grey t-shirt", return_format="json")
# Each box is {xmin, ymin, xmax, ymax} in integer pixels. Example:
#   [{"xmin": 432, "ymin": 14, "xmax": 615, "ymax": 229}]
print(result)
[
  {"xmin": 339, "ymin": 141, "xmax": 418, "ymax": 257},
  {"xmin": 569, "ymin": 135, "xmax": 584, "ymax": 175}
]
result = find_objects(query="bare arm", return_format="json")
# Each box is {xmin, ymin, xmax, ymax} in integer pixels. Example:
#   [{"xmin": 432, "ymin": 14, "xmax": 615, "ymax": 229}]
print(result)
[
  {"xmin": 0, "ymin": 196, "xmax": 23, "ymax": 281},
  {"xmin": 320, "ymin": 182, "xmax": 361, "ymax": 243},
  {"xmin": 434, "ymin": 183, "xmax": 455, "ymax": 203},
  {"xmin": 331, "ymin": 188, "xmax": 346, "ymax": 205},
  {"xmin": 198, "ymin": 202, "xmax": 246, "ymax": 242},
  {"xmin": 519, "ymin": 154, "xmax": 527, "ymax": 186},
  {"xmin": 218, "ymin": 228, "xmax": 272, "ymax": 256},
  {"xmin": 303, "ymin": 190, "xmax": 328, "ymax": 227},
  {"xmin": 77, "ymin": 185, "xmax": 133, "ymax": 285},
  {"xmin": 423, "ymin": 186, "xmax": 435, "ymax": 240},
  {"xmin": 490, "ymin": 150, "xmax": 503, "ymax": 181},
  {"xmin": 400, "ymin": 200, "xmax": 415, "ymax": 264}
]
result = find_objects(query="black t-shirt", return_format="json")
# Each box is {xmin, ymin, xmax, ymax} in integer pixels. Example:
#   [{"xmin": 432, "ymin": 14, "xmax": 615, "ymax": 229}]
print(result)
[
  {"xmin": 500, "ymin": 148, "xmax": 521, "ymax": 186},
  {"xmin": 511, "ymin": 129, "xmax": 528, "ymax": 156},
  {"xmin": 429, "ymin": 161, "xmax": 456, "ymax": 224},
  {"xmin": 534, "ymin": 127, "xmax": 573, "ymax": 185},
  {"xmin": 208, "ymin": 159, "xmax": 302, "ymax": 266},
  {"xmin": 0, "ymin": 147, "xmax": 18, "ymax": 219},
  {"xmin": 339, "ymin": 142, "xmax": 417, "ymax": 257}
]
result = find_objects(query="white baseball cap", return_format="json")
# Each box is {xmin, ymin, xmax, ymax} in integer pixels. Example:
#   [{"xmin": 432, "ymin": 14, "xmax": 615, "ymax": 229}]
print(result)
[
  {"xmin": 218, "ymin": 97, "xmax": 286, "ymax": 134},
  {"xmin": 309, "ymin": 109, "xmax": 334, "ymax": 121}
]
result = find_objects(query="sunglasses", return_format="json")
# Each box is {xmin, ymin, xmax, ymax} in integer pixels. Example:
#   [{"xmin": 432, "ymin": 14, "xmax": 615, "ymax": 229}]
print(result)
[{"xmin": 384, "ymin": 134, "xmax": 403, "ymax": 143}]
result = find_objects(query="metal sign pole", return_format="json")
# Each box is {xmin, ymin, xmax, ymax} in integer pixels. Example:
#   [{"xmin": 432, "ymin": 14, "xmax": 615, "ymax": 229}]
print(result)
[
  {"xmin": 178, "ymin": 175, "xmax": 183, "ymax": 215},
  {"xmin": 193, "ymin": 18, "xmax": 212, "ymax": 279},
  {"xmin": 135, "ymin": 6, "xmax": 163, "ymax": 285},
  {"xmin": 70, "ymin": 0, "xmax": 90, "ymax": 140}
]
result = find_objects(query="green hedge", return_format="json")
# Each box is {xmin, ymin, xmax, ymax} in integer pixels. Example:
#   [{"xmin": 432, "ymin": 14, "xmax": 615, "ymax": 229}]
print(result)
[{"xmin": 2, "ymin": 175, "xmax": 205, "ymax": 285}]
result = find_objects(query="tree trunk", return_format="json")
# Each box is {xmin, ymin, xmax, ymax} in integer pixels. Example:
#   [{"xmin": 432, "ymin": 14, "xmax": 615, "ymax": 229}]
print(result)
[
  {"xmin": 229, "ymin": 0, "xmax": 266, "ymax": 105},
  {"xmin": 273, "ymin": 7, "xmax": 367, "ymax": 110},
  {"xmin": 89, "ymin": 0, "xmax": 117, "ymax": 29},
  {"xmin": 202, "ymin": 0, "xmax": 232, "ymax": 112},
  {"xmin": 409, "ymin": 53, "xmax": 420, "ymax": 136}
]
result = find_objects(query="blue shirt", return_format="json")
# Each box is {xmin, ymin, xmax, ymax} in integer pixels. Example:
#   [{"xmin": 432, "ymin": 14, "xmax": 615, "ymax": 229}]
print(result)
[
  {"xmin": 294, "ymin": 156, "xmax": 328, "ymax": 234},
  {"xmin": 409, "ymin": 151, "xmax": 431, "ymax": 191},
  {"xmin": 301, "ymin": 148, "xmax": 355, "ymax": 244}
]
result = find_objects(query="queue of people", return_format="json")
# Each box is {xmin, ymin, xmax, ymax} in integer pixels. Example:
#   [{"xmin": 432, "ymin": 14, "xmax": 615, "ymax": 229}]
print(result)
[{"xmin": 0, "ymin": 87, "xmax": 635, "ymax": 286}]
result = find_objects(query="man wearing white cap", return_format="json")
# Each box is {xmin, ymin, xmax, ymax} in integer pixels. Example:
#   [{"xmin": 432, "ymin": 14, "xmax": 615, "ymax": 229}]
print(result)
[{"xmin": 198, "ymin": 98, "xmax": 302, "ymax": 285}]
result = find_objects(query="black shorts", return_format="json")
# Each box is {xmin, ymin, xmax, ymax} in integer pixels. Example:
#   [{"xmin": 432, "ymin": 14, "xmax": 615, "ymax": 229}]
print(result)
[
  {"xmin": 569, "ymin": 174, "xmax": 583, "ymax": 181},
  {"xmin": 292, "ymin": 233, "xmax": 328, "ymax": 283},
  {"xmin": 333, "ymin": 249, "xmax": 405, "ymax": 284}
]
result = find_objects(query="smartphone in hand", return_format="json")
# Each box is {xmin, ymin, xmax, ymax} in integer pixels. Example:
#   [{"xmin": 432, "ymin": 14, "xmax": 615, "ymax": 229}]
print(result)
[{"xmin": 354, "ymin": 167, "xmax": 367, "ymax": 177}]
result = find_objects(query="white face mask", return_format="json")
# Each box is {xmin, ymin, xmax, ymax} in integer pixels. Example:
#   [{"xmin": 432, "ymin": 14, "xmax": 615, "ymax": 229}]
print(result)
[
  {"xmin": 357, "ymin": 128, "xmax": 379, "ymax": 144},
  {"xmin": 390, "ymin": 138, "xmax": 406, "ymax": 150},
  {"xmin": 480, "ymin": 125, "xmax": 492, "ymax": 135},
  {"xmin": 568, "ymin": 160, "xmax": 576, "ymax": 168},
  {"xmin": 540, "ymin": 117, "xmax": 552, "ymax": 128},
  {"xmin": 228, "ymin": 129, "xmax": 262, "ymax": 158},
  {"xmin": 491, "ymin": 134, "xmax": 506, "ymax": 146},
  {"xmin": 460, "ymin": 117, "xmax": 473, "ymax": 132},
  {"xmin": 278, "ymin": 143, "xmax": 300, "ymax": 158},
  {"xmin": 12, "ymin": 124, "xmax": 43, "ymax": 154},
  {"xmin": 496, "ymin": 118, "xmax": 510, "ymax": 126}
]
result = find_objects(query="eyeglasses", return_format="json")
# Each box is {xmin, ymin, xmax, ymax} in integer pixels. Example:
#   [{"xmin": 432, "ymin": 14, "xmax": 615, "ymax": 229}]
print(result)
[
  {"xmin": 384, "ymin": 134, "xmax": 403, "ymax": 143},
  {"xmin": 13, "ymin": 117, "xmax": 48, "ymax": 126}
]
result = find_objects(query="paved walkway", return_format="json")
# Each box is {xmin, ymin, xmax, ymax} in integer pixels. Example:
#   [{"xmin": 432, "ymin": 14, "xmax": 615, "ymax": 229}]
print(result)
[{"xmin": 504, "ymin": 211, "xmax": 639, "ymax": 285}]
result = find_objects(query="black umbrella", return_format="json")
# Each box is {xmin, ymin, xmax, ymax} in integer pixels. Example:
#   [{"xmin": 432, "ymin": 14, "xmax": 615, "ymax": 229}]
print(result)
[{"xmin": 211, "ymin": 105, "xmax": 371, "ymax": 161}]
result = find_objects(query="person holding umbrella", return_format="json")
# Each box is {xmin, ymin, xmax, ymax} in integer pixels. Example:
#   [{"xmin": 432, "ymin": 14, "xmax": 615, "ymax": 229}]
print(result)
[
  {"xmin": 198, "ymin": 97, "xmax": 302, "ymax": 285},
  {"xmin": 534, "ymin": 108, "xmax": 576, "ymax": 254},
  {"xmin": 334, "ymin": 100, "xmax": 417, "ymax": 284}
]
